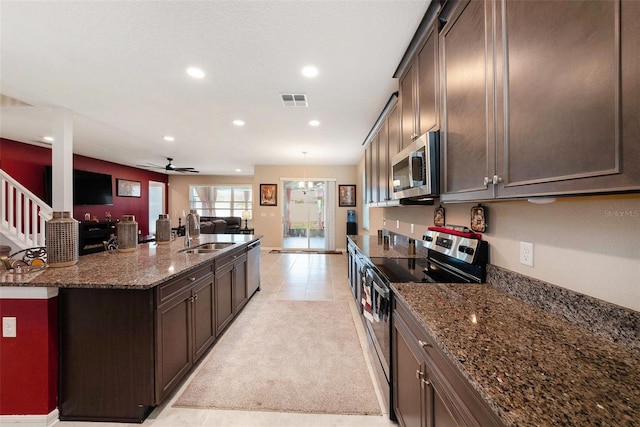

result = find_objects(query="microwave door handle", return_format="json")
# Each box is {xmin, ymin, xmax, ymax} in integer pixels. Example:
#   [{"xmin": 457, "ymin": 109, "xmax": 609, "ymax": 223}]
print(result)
[{"xmin": 410, "ymin": 151, "xmax": 425, "ymax": 186}]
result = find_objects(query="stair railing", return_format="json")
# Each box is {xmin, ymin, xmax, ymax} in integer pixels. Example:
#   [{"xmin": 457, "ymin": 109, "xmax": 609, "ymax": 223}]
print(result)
[{"xmin": 0, "ymin": 168, "xmax": 53, "ymax": 249}]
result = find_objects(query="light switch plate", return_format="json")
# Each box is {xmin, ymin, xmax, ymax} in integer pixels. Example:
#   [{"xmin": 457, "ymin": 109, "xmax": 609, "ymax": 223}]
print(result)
[
  {"xmin": 410, "ymin": 224, "xmax": 414, "ymax": 233},
  {"xmin": 396, "ymin": 220, "xmax": 400, "ymax": 229},
  {"xmin": 3, "ymin": 317, "xmax": 16, "ymax": 338},
  {"xmin": 520, "ymin": 242, "xmax": 534, "ymax": 267}
]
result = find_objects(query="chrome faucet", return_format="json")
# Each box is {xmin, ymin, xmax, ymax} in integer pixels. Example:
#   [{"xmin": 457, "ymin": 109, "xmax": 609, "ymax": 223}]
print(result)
[{"xmin": 184, "ymin": 212, "xmax": 193, "ymax": 247}]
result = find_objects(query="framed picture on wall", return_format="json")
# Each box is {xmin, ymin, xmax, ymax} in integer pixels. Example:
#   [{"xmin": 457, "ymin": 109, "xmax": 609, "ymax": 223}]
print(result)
[
  {"xmin": 260, "ymin": 184, "xmax": 277, "ymax": 206},
  {"xmin": 338, "ymin": 185, "xmax": 356, "ymax": 207},
  {"xmin": 116, "ymin": 179, "xmax": 141, "ymax": 198}
]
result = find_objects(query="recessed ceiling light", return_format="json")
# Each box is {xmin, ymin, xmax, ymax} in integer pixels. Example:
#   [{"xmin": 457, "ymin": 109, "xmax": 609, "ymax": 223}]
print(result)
[
  {"xmin": 232, "ymin": 120, "xmax": 245, "ymax": 126},
  {"xmin": 163, "ymin": 135, "xmax": 175, "ymax": 142},
  {"xmin": 235, "ymin": 169, "xmax": 242, "ymax": 172},
  {"xmin": 302, "ymin": 65, "xmax": 318, "ymax": 78},
  {"xmin": 186, "ymin": 67, "xmax": 205, "ymax": 79},
  {"xmin": 43, "ymin": 136, "xmax": 54, "ymax": 142},
  {"xmin": 309, "ymin": 120, "xmax": 320, "ymax": 127}
]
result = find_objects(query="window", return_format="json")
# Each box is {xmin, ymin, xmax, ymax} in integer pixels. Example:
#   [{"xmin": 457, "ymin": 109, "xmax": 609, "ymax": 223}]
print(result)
[{"xmin": 189, "ymin": 185, "xmax": 252, "ymax": 217}]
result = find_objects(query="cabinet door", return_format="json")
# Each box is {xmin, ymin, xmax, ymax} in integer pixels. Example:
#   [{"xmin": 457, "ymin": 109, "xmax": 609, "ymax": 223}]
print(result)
[
  {"xmin": 192, "ymin": 278, "xmax": 215, "ymax": 361},
  {"xmin": 365, "ymin": 142, "xmax": 373, "ymax": 204},
  {"xmin": 393, "ymin": 313, "xmax": 423, "ymax": 427},
  {"xmin": 370, "ymin": 133, "xmax": 380, "ymax": 204},
  {"xmin": 387, "ymin": 104, "xmax": 401, "ymax": 197},
  {"xmin": 417, "ymin": 26, "xmax": 438, "ymax": 134},
  {"xmin": 424, "ymin": 369, "xmax": 466, "ymax": 427},
  {"xmin": 233, "ymin": 255, "xmax": 248, "ymax": 312},
  {"xmin": 495, "ymin": 0, "xmax": 639, "ymax": 197},
  {"xmin": 400, "ymin": 63, "xmax": 417, "ymax": 150},
  {"xmin": 378, "ymin": 119, "xmax": 389, "ymax": 203},
  {"xmin": 156, "ymin": 288, "xmax": 192, "ymax": 402},
  {"xmin": 440, "ymin": 0, "xmax": 496, "ymax": 202},
  {"xmin": 215, "ymin": 263, "xmax": 235, "ymax": 335}
]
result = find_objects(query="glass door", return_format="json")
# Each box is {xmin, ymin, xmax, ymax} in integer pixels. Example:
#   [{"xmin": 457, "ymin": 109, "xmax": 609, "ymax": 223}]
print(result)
[{"xmin": 282, "ymin": 180, "xmax": 326, "ymax": 249}]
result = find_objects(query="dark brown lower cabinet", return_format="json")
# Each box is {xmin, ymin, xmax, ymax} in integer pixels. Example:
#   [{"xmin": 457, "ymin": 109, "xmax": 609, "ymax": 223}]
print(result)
[
  {"xmin": 392, "ymin": 297, "xmax": 504, "ymax": 427},
  {"xmin": 59, "ymin": 242, "xmax": 257, "ymax": 423},
  {"xmin": 156, "ymin": 271, "xmax": 215, "ymax": 403},
  {"xmin": 215, "ymin": 247, "xmax": 248, "ymax": 335}
]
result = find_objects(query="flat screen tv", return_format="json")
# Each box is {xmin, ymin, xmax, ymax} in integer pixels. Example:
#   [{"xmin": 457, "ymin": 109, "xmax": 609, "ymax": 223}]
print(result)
[{"xmin": 44, "ymin": 166, "xmax": 114, "ymax": 205}]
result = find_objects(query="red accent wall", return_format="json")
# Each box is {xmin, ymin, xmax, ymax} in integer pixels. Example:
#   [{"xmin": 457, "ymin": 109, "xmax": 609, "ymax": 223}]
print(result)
[
  {"xmin": 0, "ymin": 297, "xmax": 58, "ymax": 415},
  {"xmin": 0, "ymin": 138, "xmax": 168, "ymax": 235}
]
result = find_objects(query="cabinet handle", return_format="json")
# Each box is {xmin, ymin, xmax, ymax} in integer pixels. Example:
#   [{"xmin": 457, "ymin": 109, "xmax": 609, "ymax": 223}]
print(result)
[
  {"xmin": 421, "ymin": 378, "xmax": 431, "ymax": 389},
  {"xmin": 411, "ymin": 133, "xmax": 419, "ymax": 140},
  {"xmin": 483, "ymin": 176, "xmax": 491, "ymax": 186},
  {"xmin": 416, "ymin": 369, "xmax": 424, "ymax": 380},
  {"xmin": 189, "ymin": 277, "xmax": 196, "ymax": 282},
  {"xmin": 492, "ymin": 175, "xmax": 503, "ymax": 185},
  {"xmin": 194, "ymin": 294, "xmax": 198, "ymax": 301},
  {"xmin": 418, "ymin": 339, "xmax": 431, "ymax": 348},
  {"xmin": 189, "ymin": 296, "xmax": 194, "ymax": 302}
]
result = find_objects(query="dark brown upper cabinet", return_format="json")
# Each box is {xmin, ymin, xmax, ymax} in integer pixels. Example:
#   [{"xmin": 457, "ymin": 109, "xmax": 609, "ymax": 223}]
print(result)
[
  {"xmin": 440, "ymin": 0, "xmax": 640, "ymax": 202},
  {"xmin": 397, "ymin": 14, "xmax": 441, "ymax": 151}
]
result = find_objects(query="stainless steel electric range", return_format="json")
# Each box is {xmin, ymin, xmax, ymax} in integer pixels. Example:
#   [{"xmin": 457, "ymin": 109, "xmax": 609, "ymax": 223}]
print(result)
[{"xmin": 359, "ymin": 227, "xmax": 488, "ymax": 420}]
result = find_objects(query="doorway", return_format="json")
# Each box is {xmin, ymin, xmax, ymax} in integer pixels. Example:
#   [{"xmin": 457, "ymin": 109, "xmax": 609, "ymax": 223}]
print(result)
[
  {"xmin": 148, "ymin": 181, "xmax": 165, "ymax": 235},
  {"xmin": 282, "ymin": 179, "xmax": 335, "ymax": 250}
]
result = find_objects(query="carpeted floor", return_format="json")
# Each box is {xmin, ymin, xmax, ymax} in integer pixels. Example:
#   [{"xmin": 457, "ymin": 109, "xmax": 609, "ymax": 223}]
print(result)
[
  {"xmin": 173, "ymin": 300, "xmax": 381, "ymax": 416},
  {"xmin": 269, "ymin": 249, "xmax": 342, "ymax": 254}
]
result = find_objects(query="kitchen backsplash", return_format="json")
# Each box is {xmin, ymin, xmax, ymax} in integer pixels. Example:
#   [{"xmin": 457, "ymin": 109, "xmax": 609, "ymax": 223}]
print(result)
[{"xmin": 487, "ymin": 265, "xmax": 640, "ymax": 352}]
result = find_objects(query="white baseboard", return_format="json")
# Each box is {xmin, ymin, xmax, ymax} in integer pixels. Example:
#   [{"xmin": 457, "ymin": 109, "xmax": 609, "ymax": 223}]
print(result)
[{"xmin": 0, "ymin": 409, "xmax": 59, "ymax": 427}]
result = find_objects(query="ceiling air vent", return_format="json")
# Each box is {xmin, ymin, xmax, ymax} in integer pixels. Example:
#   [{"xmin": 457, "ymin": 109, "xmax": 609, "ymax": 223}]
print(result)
[{"xmin": 281, "ymin": 93, "xmax": 308, "ymax": 107}]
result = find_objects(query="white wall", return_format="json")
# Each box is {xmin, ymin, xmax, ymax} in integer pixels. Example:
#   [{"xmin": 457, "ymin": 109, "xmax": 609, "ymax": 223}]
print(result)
[{"xmin": 367, "ymin": 194, "xmax": 640, "ymax": 312}]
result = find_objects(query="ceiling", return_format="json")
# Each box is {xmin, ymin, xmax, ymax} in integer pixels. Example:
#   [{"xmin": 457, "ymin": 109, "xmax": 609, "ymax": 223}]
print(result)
[{"xmin": 0, "ymin": 1, "xmax": 429, "ymax": 175}]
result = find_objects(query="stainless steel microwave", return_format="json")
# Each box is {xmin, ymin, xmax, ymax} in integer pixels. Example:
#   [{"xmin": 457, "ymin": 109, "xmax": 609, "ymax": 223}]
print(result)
[{"xmin": 391, "ymin": 131, "xmax": 440, "ymax": 200}]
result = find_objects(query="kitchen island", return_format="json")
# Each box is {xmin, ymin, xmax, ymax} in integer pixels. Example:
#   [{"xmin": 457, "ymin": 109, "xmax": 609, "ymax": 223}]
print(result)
[
  {"xmin": 392, "ymin": 282, "xmax": 639, "ymax": 427},
  {"xmin": 1, "ymin": 234, "xmax": 261, "ymax": 423}
]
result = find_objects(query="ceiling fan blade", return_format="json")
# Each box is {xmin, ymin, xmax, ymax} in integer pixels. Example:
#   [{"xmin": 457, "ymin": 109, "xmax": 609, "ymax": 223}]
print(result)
[
  {"xmin": 174, "ymin": 167, "xmax": 195, "ymax": 171},
  {"xmin": 136, "ymin": 163, "xmax": 164, "ymax": 169}
]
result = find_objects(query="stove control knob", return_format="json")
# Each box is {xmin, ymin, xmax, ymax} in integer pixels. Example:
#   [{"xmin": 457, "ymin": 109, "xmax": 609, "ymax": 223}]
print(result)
[
  {"xmin": 465, "ymin": 247, "xmax": 475, "ymax": 255},
  {"xmin": 423, "ymin": 235, "xmax": 433, "ymax": 242},
  {"xmin": 458, "ymin": 245, "xmax": 467, "ymax": 252}
]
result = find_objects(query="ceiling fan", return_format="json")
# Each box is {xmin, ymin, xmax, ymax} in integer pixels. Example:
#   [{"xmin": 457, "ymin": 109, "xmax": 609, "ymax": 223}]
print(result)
[{"xmin": 138, "ymin": 158, "xmax": 199, "ymax": 173}]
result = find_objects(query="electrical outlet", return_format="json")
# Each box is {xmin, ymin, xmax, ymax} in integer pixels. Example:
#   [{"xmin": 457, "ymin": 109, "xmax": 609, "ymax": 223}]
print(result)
[
  {"xmin": 3, "ymin": 317, "xmax": 16, "ymax": 338},
  {"xmin": 396, "ymin": 220, "xmax": 400, "ymax": 229},
  {"xmin": 520, "ymin": 242, "xmax": 534, "ymax": 267},
  {"xmin": 410, "ymin": 223, "xmax": 414, "ymax": 233},
  {"xmin": 383, "ymin": 218, "xmax": 386, "ymax": 226}
]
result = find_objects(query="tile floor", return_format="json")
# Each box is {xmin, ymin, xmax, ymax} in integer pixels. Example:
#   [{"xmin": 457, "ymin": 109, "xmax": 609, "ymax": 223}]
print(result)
[{"xmin": 55, "ymin": 251, "xmax": 397, "ymax": 427}]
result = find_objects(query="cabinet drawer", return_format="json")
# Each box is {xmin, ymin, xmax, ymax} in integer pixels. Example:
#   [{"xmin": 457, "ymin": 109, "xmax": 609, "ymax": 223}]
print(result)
[
  {"xmin": 214, "ymin": 247, "xmax": 246, "ymax": 271},
  {"xmin": 156, "ymin": 263, "xmax": 213, "ymax": 306}
]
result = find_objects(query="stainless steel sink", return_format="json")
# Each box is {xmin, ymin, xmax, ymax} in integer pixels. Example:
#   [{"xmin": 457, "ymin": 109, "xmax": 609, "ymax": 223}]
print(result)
[
  {"xmin": 179, "ymin": 242, "xmax": 236, "ymax": 254},
  {"xmin": 196, "ymin": 242, "xmax": 236, "ymax": 250}
]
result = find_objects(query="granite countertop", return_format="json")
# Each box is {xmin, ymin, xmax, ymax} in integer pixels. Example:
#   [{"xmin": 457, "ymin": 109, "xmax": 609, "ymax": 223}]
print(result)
[
  {"xmin": 348, "ymin": 234, "xmax": 424, "ymax": 259},
  {"xmin": 0, "ymin": 234, "xmax": 261, "ymax": 290},
  {"xmin": 392, "ymin": 282, "xmax": 639, "ymax": 427}
]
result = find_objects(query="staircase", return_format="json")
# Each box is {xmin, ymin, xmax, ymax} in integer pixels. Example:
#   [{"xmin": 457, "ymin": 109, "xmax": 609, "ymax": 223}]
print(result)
[{"xmin": 0, "ymin": 169, "xmax": 53, "ymax": 252}]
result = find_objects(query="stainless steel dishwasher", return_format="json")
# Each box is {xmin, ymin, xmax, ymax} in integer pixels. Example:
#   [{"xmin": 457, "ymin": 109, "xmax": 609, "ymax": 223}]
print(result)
[{"xmin": 247, "ymin": 240, "xmax": 261, "ymax": 296}]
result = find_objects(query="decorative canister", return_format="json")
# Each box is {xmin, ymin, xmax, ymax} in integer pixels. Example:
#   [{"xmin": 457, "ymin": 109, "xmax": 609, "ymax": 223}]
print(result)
[
  {"xmin": 187, "ymin": 209, "xmax": 200, "ymax": 238},
  {"xmin": 155, "ymin": 214, "xmax": 172, "ymax": 245},
  {"xmin": 117, "ymin": 215, "xmax": 138, "ymax": 252},
  {"xmin": 46, "ymin": 211, "xmax": 79, "ymax": 267}
]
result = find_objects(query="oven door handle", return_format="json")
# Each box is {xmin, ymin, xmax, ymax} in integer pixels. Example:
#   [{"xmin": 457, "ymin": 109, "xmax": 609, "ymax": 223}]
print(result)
[{"xmin": 372, "ymin": 281, "xmax": 389, "ymax": 299}]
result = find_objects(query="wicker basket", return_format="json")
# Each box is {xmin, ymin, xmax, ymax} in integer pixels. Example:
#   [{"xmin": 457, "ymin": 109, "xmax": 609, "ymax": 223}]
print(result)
[
  {"xmin": 155, "ymin": 214, "xmax": 172, "ymax": 245},
  {"xmin": 46, "ymin": 211, "xmax": 79, "ymax": 267},
  {"xmin": 117, "ymin": 215, "xmax": 138, "ymax": 252}
]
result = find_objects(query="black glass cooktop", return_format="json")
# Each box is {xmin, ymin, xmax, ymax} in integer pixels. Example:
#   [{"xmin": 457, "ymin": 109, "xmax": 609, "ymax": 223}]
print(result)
[{"xmin": 370, "ymin": 257, "xmax": 427, "ymax": 283}]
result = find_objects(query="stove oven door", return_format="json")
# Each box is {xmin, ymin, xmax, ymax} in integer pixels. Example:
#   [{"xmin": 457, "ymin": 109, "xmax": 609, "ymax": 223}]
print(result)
[{"xmin": 361, "ymin": 268, "xmax": 391, "ymax": 380}]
